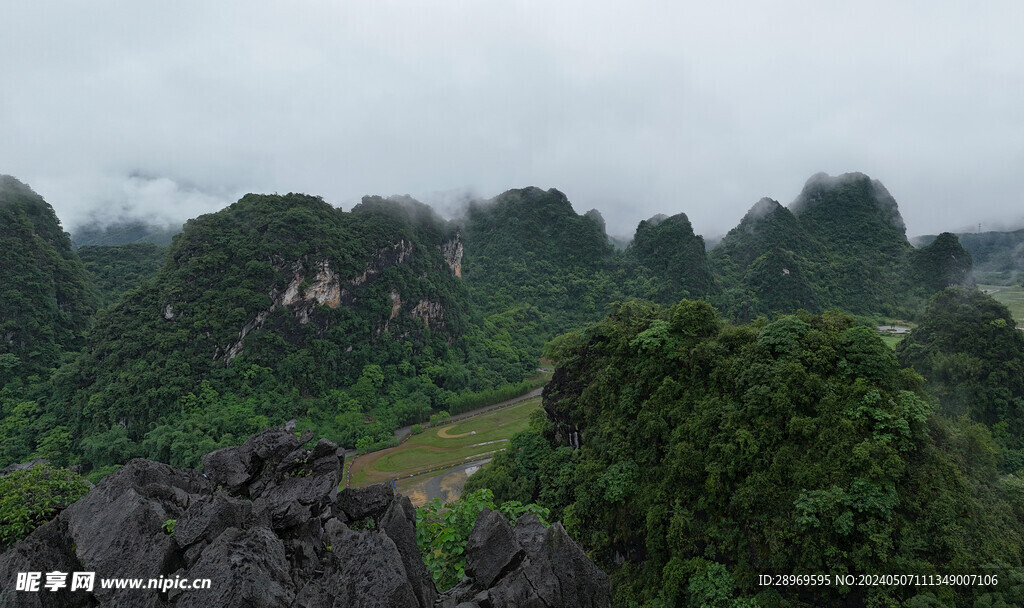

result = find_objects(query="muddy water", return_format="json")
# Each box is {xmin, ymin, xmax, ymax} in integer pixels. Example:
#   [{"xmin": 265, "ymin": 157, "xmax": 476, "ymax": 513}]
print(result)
[{"xmin": 400, "ymin": 458, "xmax": 490, "ymax": 507}]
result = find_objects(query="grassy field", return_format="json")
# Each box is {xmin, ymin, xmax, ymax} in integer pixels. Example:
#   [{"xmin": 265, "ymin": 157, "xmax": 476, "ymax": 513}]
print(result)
[
  {"xmin": 349, "ymin": 396, "xmax": 541, "ymax": 487},
  {"xmin": 979, "ymin": 284, "xmax": 1024, "ymax": 328},
  {"xmin": 876, "ymin": 320, "xmax": 915, "ymax": 350},
  {"xmin": 879, "ymin": 334, "xmax": 904, "ymax": 349}
]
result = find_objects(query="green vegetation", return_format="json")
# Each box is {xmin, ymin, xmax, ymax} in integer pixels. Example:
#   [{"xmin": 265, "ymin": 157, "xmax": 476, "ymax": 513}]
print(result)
[
  {"xmin": 709, "ymin": 198, "xmax": 822, "ymax": 320},
  {"xmin": 897, "ymin": 288, "xmax": 1024, "ymax": 472},
  {"xmin": 462, "ymin": 187, "xmax": 623, "ymax": 350},
  {"xmin": 0, "ymin": 175, "xmax": 96, "ymax": 385},
  {"xmin": 710, "ymin": 174, "xmax": 971, "ymax": 321},
  {"xmin": 0, "ymin": 465, "xmax": 90, "ymax": 548},
  {"xmin": 70, "ymin": 219, "xmax": 180, "ymax": 248},
  {"xmin": 979, "ymin": 284, "xmax": 1024, "ymax": 327},
  {"xmin": 474, "ymin": 299, "xmax": 1024, "ymax": 606},
  {"xmin": 416, "ymin": 488, "xmax": 549, "ymax": 590},
  {"xmin": 77, "ymin": 243, "xmax": 167, "ymax": 308},
  {"xmin": 917, "ymin": 228, "xmax": 1024, "ymax": 285},
  {"xmin": 3, "ymin": 172, "xmax": 1024, "ymax": 608},
  {"xmin": 350, "ymin": 397, "xmax": 540, "ymax": 486},
  {"xmin": 878, "ymin": 334, "xmax": 904, "ymax": 349},
  {"xmin": 910, "ymin": 232, "xmax": 972, "ymax": 293},
  {"xmin": 1, "ymin": 191, "xmax": 534, "ymax": 471},
  {"xmin": 625, "ymin": 213, "xmax": 716, "ymax": 304}
]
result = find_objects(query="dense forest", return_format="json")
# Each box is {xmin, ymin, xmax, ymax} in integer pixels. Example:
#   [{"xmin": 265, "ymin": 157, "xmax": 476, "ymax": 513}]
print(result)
[
  {"xmin": 77, "ymin": 243, "xmax": 168, "ymax": 309},
  {"xmin": 469, "ymin": 296, "xmax": 1024, "ymax": 606},
  {"xmin": 70, "ymin": 219, "xmax": 179, "ymax": 248},
  {"xmin": 3, "ymin": 171, "xmax": 1023, "ymax": 606},
  {"xmin": 708, "ymin": 173, "xmax": 974, "ymax": 320}
]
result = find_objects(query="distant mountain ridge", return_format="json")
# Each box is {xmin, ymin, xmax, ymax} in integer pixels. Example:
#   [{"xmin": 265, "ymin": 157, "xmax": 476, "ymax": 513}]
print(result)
[
  {"xmin": 70, "ymin": 219, "xmax": 181, "ymax": 248},
  {"xmin": 710, "ymin": 172, "xmax": 972, "ymax": 318},
  {"xmin": 914, "ymin": 228, "xmax": 1024, "ymax": 284},
  {"xmin": 0, "ymin": 171, "xmax": 994, "ymax": 472}
]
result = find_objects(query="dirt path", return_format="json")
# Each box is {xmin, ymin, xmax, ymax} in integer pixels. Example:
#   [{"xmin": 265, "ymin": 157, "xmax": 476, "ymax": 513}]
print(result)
[
  {"xmin": 392, "ymin": 387, "xmax": 543, "ymax": 443},
  {"xmin": 436, "ymin": 426, "xmax": 475, "ymax": 439}
]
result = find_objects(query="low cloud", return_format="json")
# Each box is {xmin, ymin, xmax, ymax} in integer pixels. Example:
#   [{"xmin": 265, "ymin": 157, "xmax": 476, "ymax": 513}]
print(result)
[{"xmin": 3, "ymin": 2, "xmax": 1024, "ymax": 240}]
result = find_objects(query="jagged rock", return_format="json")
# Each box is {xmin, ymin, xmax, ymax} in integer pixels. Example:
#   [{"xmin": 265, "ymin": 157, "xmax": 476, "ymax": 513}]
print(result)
[
  {"xmin": 61, "ymin": 460, "xmax": 207, "ymax": 606},
  {"xmin": 203, "ymin": 428, "xmax": 337, "ymax": 505},
  {"xmin": 175, "ymin": 492, "xmax": 252, "ymax": 548},
  {"xmin": 464, "ymin": 509, "xmax": 525, "ymax": 589},
  {"xmin": 335, "ymin": 484, "xmax": 394, "ymax": 522},
  {"xmin": 176, "ymin": 527, "xmax": 294, "ymax": 608},
  {"xmin": 201, "ymin": 442, "xmax": 255, "ymax": 492},
  {"xmin": 538, "ymin": 523, "xmax": 609, "ymax": 608},
  {"xmin": 0, "ymin": 425, "xmax": 606, "ymax": 608},
  {"xmin": 0, "ymin": 458, "xmax": 48, "ymax": 476},
  {"xmin": 0, "ymin": 517, "xmax": 86, "ymax": 607},
  {"xmin": 512, "ymin": 513, "xmax": 547, "ymax": 553},
  {"xmin": 380, "ymin": 496, "xmax": 437, "ymax": 608},
  {"xmin": 439, "ymin": 511, "xmax": 609, "ymax": 608},
  {"xmin": 292, "ymin": 518, "xmax": 420, "ymax": 607}
]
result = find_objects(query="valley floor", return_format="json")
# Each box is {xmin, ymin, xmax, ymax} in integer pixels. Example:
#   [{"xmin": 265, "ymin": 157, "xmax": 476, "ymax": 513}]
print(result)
[
  {"xmin": 979, "ymin": 284, "xmax": 1024, "ymax": 328},
  {"xmin": 348, "ymin": 393, "xmax": 542, "ymax": 506}
]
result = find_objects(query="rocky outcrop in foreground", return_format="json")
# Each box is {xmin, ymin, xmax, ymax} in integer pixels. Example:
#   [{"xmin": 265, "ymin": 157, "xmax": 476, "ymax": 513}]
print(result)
[{"xmin": 0, "ymin": 426, "xmax": 608, "ymax": 607}]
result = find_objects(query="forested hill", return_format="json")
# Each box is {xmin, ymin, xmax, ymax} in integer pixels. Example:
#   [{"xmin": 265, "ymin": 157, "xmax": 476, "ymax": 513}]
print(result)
[
  {"xmin": 710, "ymin": 172, "xmax": 973, "ymax": 318},
  {"xmin": 914, "ymin": 227, "xmax": 1024, "ymax": 285},
  {"xmin": 625, "ymin": 212, "xmax": 716, "ymax": 304},
  {"xmin": 70, "ymin": 219, "xmax": 180, "ymax": 248},
  {"xmin": 0, "ymin": 175, "xmax": 96, "ymax": 385},
  {"xmin": 461, "ymin": 187, "xmax": 622, "ymax": 349},
  {"xmin": 709, "ymin": 197, "xmax": 822, "ymax": 318},
  {"xmin": 469, "ymin": 299, "xmax": 1024, "ymax": 606},
  {"xmin": 19, "ymin": 192, "xmax": 533, "ymax": 470},
  {"xmin": 77, "ymin": 243, "xmax": 168, "ymax": 309},
  {"xmin": 0, "ymin": 173, "xmax": 987, "ymax": 474}
]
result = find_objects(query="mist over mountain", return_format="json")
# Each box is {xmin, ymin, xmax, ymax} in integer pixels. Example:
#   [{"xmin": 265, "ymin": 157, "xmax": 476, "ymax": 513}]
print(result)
[
  {"xmin": 910, "ymin": 232, "xmax": 973, "ymax": 293},
  {"xmin": 77, "ymin": 243, "xmax": 169, "ymax": 309},
  {"xmin": 914, "ymin": 228, "xmax": 1024, "ymax": 285},
  {"xmin": 461, "ymin": 186, "xmax": 621, "ymax": 350},
  {"xmin": 709, "ymin": 197, "xmax": 822, "ymax": 318},
  {"xmin": 71, "ymin": 219, "xmax": 181, "ymax": 248},
  {"xmin": 626, "ymin": 212, "xmax": 716, "ymax": 304},
  {"xmin": 706, "ymin": 172, "xmax": 975, "ymax": 319},
  {"xmin": 3, "ymin": 171, "xmax": 1024, "ymax": 607}
]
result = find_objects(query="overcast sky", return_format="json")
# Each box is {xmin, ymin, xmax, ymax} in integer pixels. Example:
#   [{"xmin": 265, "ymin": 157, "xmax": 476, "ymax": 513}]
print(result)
[{"xmin": 3, "ymin": 1, "xmax": 1023, "ymax": 239}]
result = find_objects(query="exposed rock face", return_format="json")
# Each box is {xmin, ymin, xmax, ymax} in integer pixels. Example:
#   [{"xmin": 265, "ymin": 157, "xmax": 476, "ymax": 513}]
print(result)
[
  {"xmin": 439, "ymin": 510, "xmax": 610, "ymax": 608},
  {"xmin": 0, "ymin": 425, "xmax": 608, "ymax": 608},
  {"xmin": 411, "ymin": 299, "xmax": 445, "ymax": 328},
  {"xmin": 440, "ymin": 235, "xmax": 463, "ymax": 278},
  {"xmin": 279, "ymin": 259, "xmax": 342, "ymax": 310},
  {"xmin": 217, "ymin": 240, "xmax": 417, "ymax": 362}
]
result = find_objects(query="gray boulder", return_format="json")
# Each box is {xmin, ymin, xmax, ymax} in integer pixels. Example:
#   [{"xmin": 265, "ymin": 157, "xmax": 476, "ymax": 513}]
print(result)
[
  {"xmin": 335, "ymin": 483, "xmax": 394, "ymax": 522},
  {"xmin": 291, "ymin": 518, "xmax": 419, "ymax": 607},
  {"xmin": 0, "ymin": 425, "xmax": 607, "ymax": 608},
  {"xmin": 439, "ymin": 510, "xmax": 610, "ymax": 608},
  {"xmin": 380, "ymin": 496, "xmax": 437, "ymax": 608},
  {"xmin": 176, "ymin": 527, "xmax": 294, "ymax": 608}
]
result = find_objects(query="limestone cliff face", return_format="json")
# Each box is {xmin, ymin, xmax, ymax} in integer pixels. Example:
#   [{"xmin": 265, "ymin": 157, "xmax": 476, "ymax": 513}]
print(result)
[
  {"xmin": 216, "ymin": 257, "xmax": 346, "ymax": 362},
  {"xmin": 215, "ymin": 237, "xmax": 449, "ymax": 362},
  {"xmin": 411, "ymin": 299, "xmax": 445, "ymax": 327},
  {"xmin": 279, "ymin": 259, "xmax": 342, "ymax": 309},
  {"xmin": 440, "ymin": 234, "xmax": 464, "ymax": 278}
]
